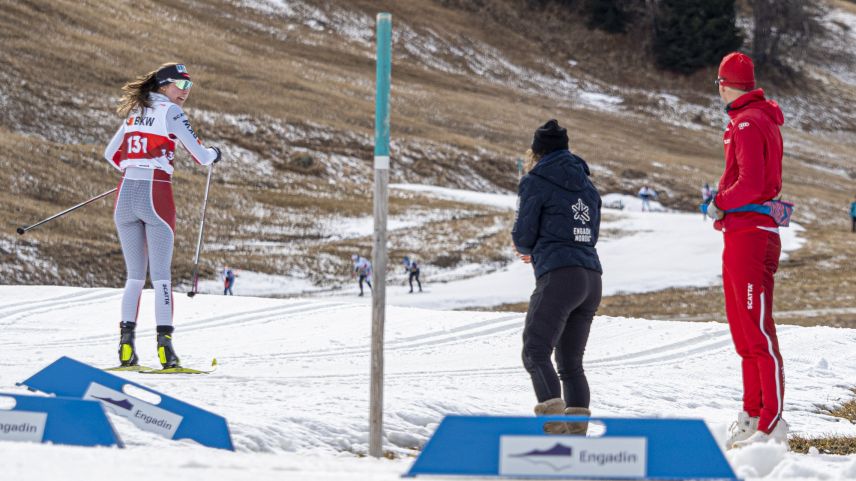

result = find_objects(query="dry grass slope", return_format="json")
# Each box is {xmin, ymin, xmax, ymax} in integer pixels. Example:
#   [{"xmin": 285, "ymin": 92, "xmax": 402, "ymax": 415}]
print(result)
[{"xmin": 0, "ymin": 0, "xmax": 854, "ymax": 302}]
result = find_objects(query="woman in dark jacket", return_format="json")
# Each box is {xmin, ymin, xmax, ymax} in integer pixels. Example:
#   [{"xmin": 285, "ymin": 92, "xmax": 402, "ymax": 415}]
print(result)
[{"xmin": 512, "ymin": 119, "xmax": 602, "ymax": 434}]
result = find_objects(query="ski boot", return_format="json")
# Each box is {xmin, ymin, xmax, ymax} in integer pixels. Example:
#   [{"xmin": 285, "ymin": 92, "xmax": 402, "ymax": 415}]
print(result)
[
  {"xmin": 156, "ymin": 326, "xmax": 181, "ymax": 369},
  {"xmin": 118, "ymin": 322, "xmax": 139, "ymax": 366}
]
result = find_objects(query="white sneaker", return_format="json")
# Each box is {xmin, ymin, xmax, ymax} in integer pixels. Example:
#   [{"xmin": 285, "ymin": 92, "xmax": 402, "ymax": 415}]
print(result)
[
  {"xmin": 732, "ymin": 419, "xmax": 789, "ymax": 450},
  {"xmin": 725, "ymin": 411, "xmax": 759, "ymax": 449}
]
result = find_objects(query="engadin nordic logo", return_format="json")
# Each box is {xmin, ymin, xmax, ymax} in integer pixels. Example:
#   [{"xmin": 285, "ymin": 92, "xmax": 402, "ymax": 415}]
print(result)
[
  {"xmin": 572, "ymin": 199, "xmax": 590, "ymax": 224},
  {"xmin": 176, "ymin": 64, "xmax": 187, "ymax": 74},
  {"xmin": 572, "ymin": 199, "xmax": 592, "ymax": 243},
  {"xmin": 511, "ymin": 443, "xmax": 575, "ymax": 471}
]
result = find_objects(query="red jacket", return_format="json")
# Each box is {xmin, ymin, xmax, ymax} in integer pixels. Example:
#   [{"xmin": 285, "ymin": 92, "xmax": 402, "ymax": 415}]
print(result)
[{"xmin": 714, "ymin": 89, "xmax": 784, "ymax": 232}]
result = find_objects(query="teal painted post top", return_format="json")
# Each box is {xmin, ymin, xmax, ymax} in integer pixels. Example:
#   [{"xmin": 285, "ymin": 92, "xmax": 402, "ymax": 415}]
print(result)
[{"xmin": 374, "ymin": 13, "xmax": 391, "ymax": 161}]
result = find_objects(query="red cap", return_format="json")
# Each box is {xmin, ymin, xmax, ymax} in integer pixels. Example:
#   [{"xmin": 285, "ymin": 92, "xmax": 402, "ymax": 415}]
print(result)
[{"xmin": 718, "ymin": 52, "xmax": 755, "ymax": 90}]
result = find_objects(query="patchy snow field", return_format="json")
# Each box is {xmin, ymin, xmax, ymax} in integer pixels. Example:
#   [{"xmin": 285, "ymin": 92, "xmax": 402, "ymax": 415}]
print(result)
[
  {"xmin": 0, "ymin": 186, "xmax": 852, "ymax": 481},
  {"xmin": 215, "ymin": 185, "xmax": 805, "ymax": 309}
]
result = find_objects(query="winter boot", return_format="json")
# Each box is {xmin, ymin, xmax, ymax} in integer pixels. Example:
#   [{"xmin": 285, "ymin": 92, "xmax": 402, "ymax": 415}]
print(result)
[
  {"xmin": 118, "ymin": 322, "xmax": 139, "ymax": 366},
  {"xmin": 725, "ymin": 411, "xmax": 759, "ymax": 449},
  {"xmin": 156, "ymin": 326, "xmax": 181, "ymax": 369},
  {"xmin": 564, "ymin": 407, "xmax": 591, "ymax": 435},
  {"xmin": 732, "ymin": 418, "xmax": 789, "ymax": 450},
  {"xmin": 534, "ymin": 398, "xmax": 568, "ymax": 434}
]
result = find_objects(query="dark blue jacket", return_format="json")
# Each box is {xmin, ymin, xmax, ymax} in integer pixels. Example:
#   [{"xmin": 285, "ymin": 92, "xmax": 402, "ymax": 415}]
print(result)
[{"xmin": 512, "ymin": 150, "xmax": 602, "ymax": 279}]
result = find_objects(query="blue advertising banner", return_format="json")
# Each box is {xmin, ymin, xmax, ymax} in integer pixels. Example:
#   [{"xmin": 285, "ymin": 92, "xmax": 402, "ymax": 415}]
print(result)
[
  {"xmin": 0, "ymin": 391, "xmax": 122, "ymax": 447},
  {"xmin": 19, "ymin": 357, "xmax": 233, "ymax": 450},
  {"xmin": 405, "ymin": 415, "xmax": 738, "ymax": 480}
]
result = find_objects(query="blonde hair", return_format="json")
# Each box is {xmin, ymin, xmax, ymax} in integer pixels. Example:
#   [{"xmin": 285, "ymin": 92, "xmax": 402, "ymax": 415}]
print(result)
[
  {"xmin": 523, "ymin": 148, "xmax": 541, "ymax": 174},
  {"xmin": 116, "ymin": 62, "xmax": 179, "ymax": 118}
]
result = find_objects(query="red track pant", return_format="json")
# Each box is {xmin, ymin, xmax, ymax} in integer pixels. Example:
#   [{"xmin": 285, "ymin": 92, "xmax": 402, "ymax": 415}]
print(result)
[{"xmin": 722, "ymin": 228, "xmax": 784, "ymax": 434}]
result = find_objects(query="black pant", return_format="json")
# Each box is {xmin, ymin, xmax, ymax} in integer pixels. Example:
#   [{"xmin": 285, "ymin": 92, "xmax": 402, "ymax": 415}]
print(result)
[
  {"xmin": 409, "ymin": 270, "xmax": 421, "ymax": 291},
  {"xmin": 359, "ymin": 275, "xmax": 372, "ymax": 294},
  {"xmin": 522, "ymin": 266, "xmax": 602, "ymax": 408},
  {"xmin": 852, "ymin": 216, "xmax": 856, "ymax": 233}
]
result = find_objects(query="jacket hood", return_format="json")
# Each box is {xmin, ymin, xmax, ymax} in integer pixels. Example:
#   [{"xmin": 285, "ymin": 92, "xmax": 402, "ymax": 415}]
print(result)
[
  {"xmin": 727, "ymin": 88, "xmax": 784, "ymax": 126},
  {"xmin": 528, "ymin": 149, "xmax": 592, "ymax": 192}
]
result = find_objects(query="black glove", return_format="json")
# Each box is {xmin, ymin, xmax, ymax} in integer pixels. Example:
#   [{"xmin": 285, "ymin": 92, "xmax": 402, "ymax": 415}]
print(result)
[{"xmin": 211, "ymin": 146, "xmax": 222, "ymax": 164}]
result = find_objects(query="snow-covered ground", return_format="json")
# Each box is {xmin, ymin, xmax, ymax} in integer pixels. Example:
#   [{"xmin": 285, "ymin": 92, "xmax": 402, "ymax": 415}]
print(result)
[
  {"xmin": 0, "ymin": 286, "xmax": 854, "ymax": 480},
  {"xmin": 1, "ymin": 186, "xmax": 853, "ymax": 480}
]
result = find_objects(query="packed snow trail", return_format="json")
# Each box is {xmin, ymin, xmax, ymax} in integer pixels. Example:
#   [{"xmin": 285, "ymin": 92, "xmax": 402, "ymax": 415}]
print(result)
[
  {"xmin": 0, "ymin": 286, "xmax": 854, "ymax": 480},
  {"xmin": 377, "ymin": 189, "xmax": 805, "ymax": 309},
  {"xmin": 199, "ymin": 186, "xmax": 805, "ymax": 308}
]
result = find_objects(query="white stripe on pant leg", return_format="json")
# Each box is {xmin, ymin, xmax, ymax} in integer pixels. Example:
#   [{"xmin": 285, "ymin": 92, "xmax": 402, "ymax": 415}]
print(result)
[{"xmin": 759, "ymin": 291, "xmax": 782, "ymax": 431}]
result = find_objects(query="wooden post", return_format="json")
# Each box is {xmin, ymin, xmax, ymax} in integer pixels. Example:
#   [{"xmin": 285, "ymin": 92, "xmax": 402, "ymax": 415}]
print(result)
[{"xmin": 369, "ymin": 11, "xmax": 391, "ymax": 459}]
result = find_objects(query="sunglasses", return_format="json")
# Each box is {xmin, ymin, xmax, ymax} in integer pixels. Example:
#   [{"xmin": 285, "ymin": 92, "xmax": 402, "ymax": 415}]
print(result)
[
  {"xmin": 714, "ymin": 77, "xmax": 725, "ymax": 86},
  {"xmin": 169, "ymin": 79, "xmax": 193, "ymax": 90}
]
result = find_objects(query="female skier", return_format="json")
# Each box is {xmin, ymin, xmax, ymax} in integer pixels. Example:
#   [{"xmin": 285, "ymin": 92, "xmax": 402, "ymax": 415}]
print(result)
[
  {"xmin": 104, "ymin": 63, "xmax": 221, "ymax": 369},
  {"xmin": 512, "ymin": 119, "xmax": 603, "ymax": 435}
]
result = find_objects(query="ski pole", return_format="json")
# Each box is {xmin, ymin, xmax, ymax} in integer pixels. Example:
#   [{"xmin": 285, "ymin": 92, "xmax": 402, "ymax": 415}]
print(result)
[
  {"xmin": 16, "ymin": 188, "xmax": 118, "ymax": 235},
  {"xmin": 187, "ymin": 163, "xmax": 214, "ymax": 298}
]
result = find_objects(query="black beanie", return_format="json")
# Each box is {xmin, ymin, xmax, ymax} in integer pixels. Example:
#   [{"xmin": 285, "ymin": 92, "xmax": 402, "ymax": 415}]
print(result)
[
  {"xmin": 155, "ymin": 64, "xmax": 191, "ymax": 86},
  {"xmin": 531, "ymin": 119, "xmax": 569, "ymax": 155}
]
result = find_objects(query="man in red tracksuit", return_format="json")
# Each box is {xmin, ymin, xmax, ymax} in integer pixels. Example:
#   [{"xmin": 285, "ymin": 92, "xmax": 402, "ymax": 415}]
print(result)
[{"xmin": 706, "ymin": 52, "xmax": 788, "ymax": 449}]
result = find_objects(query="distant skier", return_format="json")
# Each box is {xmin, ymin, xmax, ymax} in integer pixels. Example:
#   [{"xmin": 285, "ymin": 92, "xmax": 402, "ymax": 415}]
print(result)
[
  {"xmin": 638, "ymin": 185, "xmax": 656, "ymax": 211},
  {"xmin": 223, "ymin": 266, "xmax": 236, "ymax": 295},
  {"xmin": 850, "ymin": 194, "xmax": 856, "ymax": 233},
  {"xmin": 104, "ymin": 63, "xmax": 221, "ymax": 369},
  {"xmin": 402, "ymin": 256, "xmax": 422, "ymax": 293},
  {"xmin": 701, "ymin": 183, "xmax": 714, "ymax": 220},
  {"xmin": 512, "ymin": 119, "xmax": 602, "ymax": 435},
  {"xmin": 352, "ymin": 254, "xmax": 372, "ymax": 296},
  {"xmin": 707, "ymin": 52, "xmax": 788, "ymax": 448}
]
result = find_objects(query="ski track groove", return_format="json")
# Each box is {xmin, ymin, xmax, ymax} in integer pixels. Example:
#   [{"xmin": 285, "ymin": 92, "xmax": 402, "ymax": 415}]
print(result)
[
  {"xmin": 4, "ymin": 292, "xmax": 802, "ymax": 389},
  {"xmin": 0, "ymin": 289, "xmax": 97, "ymax": 312},
  {"xmin": 24, "ymin": 301, "xmax": 353, "ymax": 349},
  {"xmin": 0, "ymin": 289, "xmax": 119, "ymax": 325},
  {"xmin": 255, "ymin": 314, "xmax": 525, "ymax": 362},
  {"xmin": 239, "ymin": 322, "xmax": 783, "ymax": 383},
  {"xmin": 263, "ymin": 316, "xmax": 744, "ymax": 368}
]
